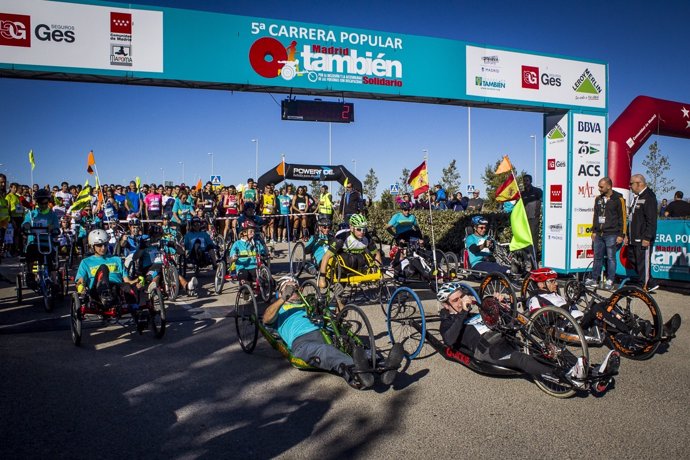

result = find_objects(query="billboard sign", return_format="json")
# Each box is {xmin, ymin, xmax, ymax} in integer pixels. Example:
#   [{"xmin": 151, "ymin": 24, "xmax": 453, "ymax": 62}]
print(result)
[{"xmin": 542, "ymin": 113, "xmax": 569, "ymax": 269}]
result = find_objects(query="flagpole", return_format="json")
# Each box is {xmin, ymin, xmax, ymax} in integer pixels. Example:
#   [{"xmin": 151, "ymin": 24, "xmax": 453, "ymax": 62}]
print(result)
[
  {"xmin": 509, "ymin": 164, "xmax": 537, "ymax": 267},
  {"xmin": 29, "ymin": 151, "xmax": 35, "ymax": 225},
  {"xmin": 423, "ymin": 150, "xmax": 439, "ymax": 292},
  {"xmin": 282, "ymin": 154, "xmax": 293, "ymax": 275}
]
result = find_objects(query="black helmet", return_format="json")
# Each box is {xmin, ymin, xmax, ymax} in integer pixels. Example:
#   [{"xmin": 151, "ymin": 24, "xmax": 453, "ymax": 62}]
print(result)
[
  {"xmin": 399, "ymin": 201, "xmax": 411, "ymax": 211},
  {"xmin": 317, "ymin": 216, "xmax": 332, "ymax": 227},
  {"xmin": 191, "ymin": 216, "xmax": 202, "ymax": 225}
]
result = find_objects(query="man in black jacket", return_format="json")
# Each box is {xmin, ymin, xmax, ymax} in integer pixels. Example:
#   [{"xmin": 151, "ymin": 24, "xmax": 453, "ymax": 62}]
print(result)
[
  {"xmin": 588, "ymin": 177, "xmax": 627, "ymax": 289},
  {"xmin": 626, "ymin": 174, "xmax": 658, "ymax": 291},
  {"xmin": 339, "ymin": 182, "xmax": 361, "ymax": 220}
]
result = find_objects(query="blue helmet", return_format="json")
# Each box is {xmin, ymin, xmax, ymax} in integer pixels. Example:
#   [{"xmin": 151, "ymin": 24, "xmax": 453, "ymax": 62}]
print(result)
[{"xmin": 471, "ymin": 215, "xmax": 488, "ymax": 227}]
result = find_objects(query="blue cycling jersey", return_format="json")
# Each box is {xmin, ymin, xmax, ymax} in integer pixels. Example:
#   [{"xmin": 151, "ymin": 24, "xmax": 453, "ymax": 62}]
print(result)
[
  {"xmin": 387, "ymin": 212, "xmax": 418, "ymax": 236},
  {"xmin": 229, "ymin": 238, "xmax": 267, "ymax": 271},
  {"xmin": 273, "ymin": 301, "xmax": 320, "ymax": 350},
  {"xmin": 76, "ymin": 254, "xmax": 126, "ymax": 288}
]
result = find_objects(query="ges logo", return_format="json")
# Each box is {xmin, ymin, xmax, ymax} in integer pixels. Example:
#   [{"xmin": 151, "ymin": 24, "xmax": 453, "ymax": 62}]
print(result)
[{"xmin": 521, "ymin": 65, "xmax": 562, "ymax": 90}]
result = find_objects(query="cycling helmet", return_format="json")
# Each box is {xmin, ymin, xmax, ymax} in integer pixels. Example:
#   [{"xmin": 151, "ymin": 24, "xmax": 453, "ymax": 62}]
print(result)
[
  {"xmin": 436, "ymin": 282, "xmax": 463, "ymax": 303},
  {"xmin": 34, "ymin": 189, "xmax": 52, "ymax": 202},
  {"xmin": 478, "ymin": 296, "xmax": 502, "ymax": 328},
  {"xmin": 529, "ymin": 267, "xmax": 558, "ymax": 283},
  {"xmin": 127, "ymin": 215, "xmax": 140, "ymax": 226},
  {"xmin": 241, "ymin": 220, "xmax": 257, "ymax": 230},
  {"xmin": 277, "ymin": 275, "xmax": 298, "ymax": 292},
  {"xmin": 191, "ymin": 216, "xmax": 202, "ymax": 225},
  {"xmin": 349, "ymin": 213, "xmax": 368, "ymax": 228},
  {"xmin": 471, "ymin": 215, "xmax": 489, "ymax": 227},
  {"xmin": 317, "ymin": 216, "xmax": 332, "ymax": 227},
  {"xmin": 87, "ymin": 229, "xmax": 109, "ymax": 246},
  {"xmin": 399, "ymin": 201, "xmax": 411, "ymax": 211},
  {"xmin": 60, "ymin": 215, "xmax": 72, "ymax": 223}
]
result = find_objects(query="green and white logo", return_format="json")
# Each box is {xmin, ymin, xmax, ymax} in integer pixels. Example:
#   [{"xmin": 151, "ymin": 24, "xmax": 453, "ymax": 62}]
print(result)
[
  {"xmin": 547, "ymin": 124, "xmax": 566, "ymax": 140},
  {"xmin": 572, "ymin": 68, "xmax": 602, "ymax": 94}
]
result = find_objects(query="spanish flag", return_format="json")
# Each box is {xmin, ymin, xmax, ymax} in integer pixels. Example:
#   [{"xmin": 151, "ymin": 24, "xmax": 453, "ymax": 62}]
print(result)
[
  {"xmin": 495, "ymin": 174, "xmax": 520, "ymax": 202},
  {"xmin": 408, "ymin": 161, "xmax": 429, "ymax": 198},
  {"xmin": 495, "ymin": 155, "xmax": 513, "ymax": 175}
]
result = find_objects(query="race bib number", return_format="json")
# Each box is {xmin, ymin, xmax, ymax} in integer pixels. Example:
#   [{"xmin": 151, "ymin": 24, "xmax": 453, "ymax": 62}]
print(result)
[{"xmin": 298, "ymin": 203, "xmax": 307, "ymax": 211}]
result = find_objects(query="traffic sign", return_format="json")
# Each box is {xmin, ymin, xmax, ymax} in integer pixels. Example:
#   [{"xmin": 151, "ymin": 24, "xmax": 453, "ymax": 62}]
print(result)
[
  {"xmin": 210, "ymin": 175, "xmax": 222, "ymax": 186},
  {"xmin": 390, "ymin": 183, "xmax": 400, "ymax": 195},
  {"xmin": 466, "ymin": 184, "xmax": 476, "ymax": 194}
]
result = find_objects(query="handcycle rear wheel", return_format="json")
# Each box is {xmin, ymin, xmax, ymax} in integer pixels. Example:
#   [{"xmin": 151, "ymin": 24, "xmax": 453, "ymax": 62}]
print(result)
[
  {"xmin": 214, "ymin": 260, "xmax": 226, "ymax": 295},
  {"xmin": 40, "ymin": 274, "xmax": 55, "ymax": 313},
  {"xmin": 164, "ymin": 264, "xmax": 180, "ymax": 301},
  {"xmin": 235, "ymin": 284, "xmax": 259, "ymax": 353},
  {"xmin": 520, "ymin": 276, "xmax": 539, "ymax": 311},
  {"xmin": 299, "ymin": 279, "xmax": 321, "ymax": 306},
  {"xmin": 444, "ymin": 251, "xmax": 459, "ymax": 277},
  {"xmin": 479, "ymin": 272, "xmax": 518, "ymax": 319},
  {"xmin": 290, "ymin": 242, "xmax": 306, "ymax": 278},
  {"xmin": 148, "ymin": 287, "xmax": 167, "ymax": 339},
  {"xmin": 336, "ymin": 304, "xmax": 377, "ymax": 370},
  {"xmin": 525, "ymin": 306, "xmax": 589, "ymax": 398},
  {"xmin": 386, "ymin": 287, "xmax": 425, "ymax": 359},
  {"xmin": 16, "ymin": 274, "xmax": 22, "ymax": 304},
  {"xmin": 70, "ymin": 292, "xmax": 83, "ymax": 346},
  {"xmin": 603, "ymin": 286, "xmax": 662, "ymax": 360}
]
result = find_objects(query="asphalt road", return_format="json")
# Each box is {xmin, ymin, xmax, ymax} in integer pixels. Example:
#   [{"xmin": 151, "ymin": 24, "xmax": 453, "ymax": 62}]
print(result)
[{"xmin": 1, "ymin": 245, "xmax": 688, "ymax": 460}]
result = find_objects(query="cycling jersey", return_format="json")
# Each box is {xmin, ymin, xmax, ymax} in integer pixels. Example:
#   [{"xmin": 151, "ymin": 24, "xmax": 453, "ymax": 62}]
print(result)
[
  {"xmin": 305, "ymin": 233, "xmax": 334, "ymax": 265},
  {"xmin": 388, "ymin": 212, "xmax": 419, "ymax": 236},
  {"xmin": 22, "ymin": 208, "xmax": 59, "ymax": 248},
  {"xmin": 262, "ymin": 193, "xmax": 276, "ymax": 215},
  {"xmin": 184, "ymin": 231, "xmax": 214, "ymax": 252},
  {"xmin": 229, "ymin": 238, "xmax": 267, "ymax": 271},
  {"xmin": 236, "ymin": 214, "xmax": 265, "ymax": 228},
  {"xmin": 334, "ymin": 234, "xmax": 376, "ymax": 254},
  {"xmin": 172, "ymin": 198, "xmax": 194, "ymax": 223},
  {"xmin": 465, "ymin": 233, "xmax": 494, "ymax": 268},
  {"xmin": 76, "ymin": 254, "xmax": 126, "ymax": 288},
  {"xmin": 272, "ymin": 301, "xmax": 320, "ymax": 350},
  {"xmin": 104, "ymin": 200, "xmax": 117, "ymax": 220}
]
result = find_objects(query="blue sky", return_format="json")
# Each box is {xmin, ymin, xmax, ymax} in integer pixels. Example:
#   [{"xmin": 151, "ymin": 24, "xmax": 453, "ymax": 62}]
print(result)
[{"xmin": 1, "ymin": 0, "xmax": 689, "ymax": 200}]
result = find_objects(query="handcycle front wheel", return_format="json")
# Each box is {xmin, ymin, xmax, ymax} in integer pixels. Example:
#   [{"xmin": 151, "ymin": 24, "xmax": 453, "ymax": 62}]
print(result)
[
  {"xmin": 214, "ymin": 260, "xmax": 226, "ymax": 295},
  {"xmin": 603, "ymin": 286, "xmax": 662, "ymax": 360},
  {"xmin": 525, "ymin": 306, "xmax": 589, "ymax": 398},
  {"xmin": 148, "ymin": 287, "xmax": 167, "ymax": 339},
  {"xmin": 70, "ymin": 292, "xmax": 83, "ymax": 346},
  {"xmin": 336, "ymin": 304, "xmax": 377, "ymax": 370},
  {"xmin": 479, "ymin": 272, "xmax": 518, "ymax": 318},
  {"xmin": 235, "ymin": 284, "xmax": 259, "ymax": 353},
  {"xmin": 164, "ymin": 264, "xmax": 180, "ymax": 301},
  {"xmin": 386, "ymin": 287, "xmax": 425, "ymax": 360},
  {"xmin": 290, "ymin": 242, "xmax": 306, "ymax": 278},
  {"xmin": 257, "ymin": 265, "xmax": 273, "ymax": 303}
]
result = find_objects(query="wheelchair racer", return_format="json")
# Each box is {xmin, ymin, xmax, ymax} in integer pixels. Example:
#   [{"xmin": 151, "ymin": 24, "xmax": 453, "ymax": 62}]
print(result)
[
  {"xmin": 386, "ymin": 201, "xmax": 423, "ymax": 245},
  {"xmin": 318, "ymin": 213, "xmax": 381, "ymax": 289},
  {"xmin": 304, "ymin": 216, "xmax": 336, "ymax": 268},
  {"xmin": 228, "ymin": 221, "xmax": 268, "ymax": 288},
  {"xmin": 437, "ymin": 282, "xmax": 620, "ymax": 391},
  {"xmin": 263, "ymin": 276, "xmax": 404, "ymax": 389},
  {"xmin": 183, "ymin": 216, "xmax": 219, "ymax": 270},
  {"xmin": 526, "ymin": 268, "xmax": 681, "ymax": 343},
  {"xmin": 75, "ymin": 229, "xmax": 141, "ymax": 307},
  {"xmin": 465, "ymin": 215, "xmax": 511, "ymax": 275},
  {"xmin": 21, "ymin": 188, "xmax": 60, "ymax": 287}
]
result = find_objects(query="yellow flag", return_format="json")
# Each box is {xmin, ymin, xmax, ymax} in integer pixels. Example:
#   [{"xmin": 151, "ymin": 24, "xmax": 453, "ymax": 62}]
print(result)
[
  {"xmin": 509, "ymin": 199, "xmax": 534, "ymax": 251},
  {"xmin": 28, "ymin": 150, "xmax": 35, "ymax": 170},
  {"xmin": 495, "ymin": 156, "xmax": 513, "ymax": 175}
]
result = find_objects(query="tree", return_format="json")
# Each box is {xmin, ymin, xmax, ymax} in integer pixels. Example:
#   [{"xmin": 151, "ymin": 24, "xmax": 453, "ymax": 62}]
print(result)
[
  {"xmin": 363, "ymin": 168, "xmax": 379, "ymax": 201},
  {"xmin": 309, "ymin": 180, "xmax": 320, "ymax": 198},
  {"xmin": 642, "ymin": 141, "xmax": 674, "ymax": 196},
  {"xmin": 399, "ymin": 168, "xmax": 411, "ymax": 195},
  {"xmin": 379, "ymin": 190, "xmax": 395, "ymax": 209},
  {"xmin": 440, "ymin": 159, "xmax": 461, "ymax": 196},
  {"xmin": 481, "ymin": 159, "xmax": 528, "ymax": 210}
]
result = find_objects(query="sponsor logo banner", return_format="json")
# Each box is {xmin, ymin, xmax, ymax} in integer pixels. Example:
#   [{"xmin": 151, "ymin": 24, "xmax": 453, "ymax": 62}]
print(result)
[
  {"xmin": 0, "ymin": 12, "xmax": 30, "ymax": 47},
  {"xmin": 577, "ymin": 223, "xmax": 593, "ymax": 238}
]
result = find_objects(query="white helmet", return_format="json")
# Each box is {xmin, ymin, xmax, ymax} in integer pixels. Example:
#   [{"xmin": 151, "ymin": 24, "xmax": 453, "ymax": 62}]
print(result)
[
  {"xmin": 436, "ymin": 282, "xmax": 463, "ymax": 303},
  {"xmin": 88, "ymin": 229, "xmax": 109, "ymax": 246},
  {"xmin": 277, "ymin": 275, "xmax": 298, "ymax": 293}
]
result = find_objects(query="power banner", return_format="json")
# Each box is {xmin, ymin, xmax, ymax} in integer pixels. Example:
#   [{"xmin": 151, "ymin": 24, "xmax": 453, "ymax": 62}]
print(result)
[
  {"xmin": 257, "ymin": 163, "xmax": 361, "ymax": 191},
  {"xmin": 0, "ymin": 0, "xmax": 607, "ymax": 112}
]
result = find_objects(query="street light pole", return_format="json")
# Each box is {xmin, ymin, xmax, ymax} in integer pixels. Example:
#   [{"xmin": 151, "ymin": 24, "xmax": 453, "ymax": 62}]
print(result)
[
  {"xmin": 160, "ymin": 167, "xmax": 165, "ymax": 184},
  {"xmin": 328, "ymin": 123, "xmax": 332, "ymax": 166},
  {"xmin": 208, "ymin": 152, "xmax": 214, "ymax": 177},
  {"xmin": 352, "ymin": 159, "xmax": 357, "ymax": 177},
  {"xmin": 530, "ymin": 134, "xmax": 537, "ymax": 183},
  {"xmin": 252, "ymin": 139, "xmax": 259, "ymax": 180},
  {"xmin": 179, "ymin": 161, "xmax": 185, "ymax": 184}
]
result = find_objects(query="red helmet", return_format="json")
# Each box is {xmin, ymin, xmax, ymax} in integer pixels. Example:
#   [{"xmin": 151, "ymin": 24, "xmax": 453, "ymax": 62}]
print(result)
[
  {"xmin": 242, "ymin": 220, "xmax": 257, "ymax": 230},
  {"xmin": 529, "ymin": 267, "xmax": 558, "ymax": 283}
]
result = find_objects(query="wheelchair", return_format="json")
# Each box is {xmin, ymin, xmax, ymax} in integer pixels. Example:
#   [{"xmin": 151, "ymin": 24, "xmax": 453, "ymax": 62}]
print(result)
[{"xmin": 70, "ymin": 278, "xmax": 167, "ymax": 346}]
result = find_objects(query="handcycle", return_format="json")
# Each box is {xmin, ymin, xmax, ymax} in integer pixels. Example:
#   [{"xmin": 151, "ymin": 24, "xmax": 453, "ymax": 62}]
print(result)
[
  {"xmin": 214, "ymin": 250, "xmax": 273, "ymax": 301},
  {"xmin": 235, "ymin": 278, "xmax": 398, "ymax": 381},
  {"xmin": 560, "ymin": 276, "xmax": 680, "ymax": 360},
  {"xmin": 16, "ymin": 227, "xmax": 64, "ymax": 312},
  {"xmin": 70, "ymin": 278, "xmax": 167, "ymax": 346},
  {"xmin": 156, "ymin": 238, "xmax": 181, "ymax": 301},
  {"xmin": 385, "ymin": 282, "xmax": 616, "ymax": 397},
  {"xmin": 203, "ymin": 211, "xmax": 227, "ymax": 254}
]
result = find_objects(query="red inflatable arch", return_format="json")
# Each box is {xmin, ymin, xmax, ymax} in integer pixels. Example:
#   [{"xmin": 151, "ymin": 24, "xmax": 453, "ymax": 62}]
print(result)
[{"xmin": 609, "ymin": 96, "xmax": 690, "ymax": 189}]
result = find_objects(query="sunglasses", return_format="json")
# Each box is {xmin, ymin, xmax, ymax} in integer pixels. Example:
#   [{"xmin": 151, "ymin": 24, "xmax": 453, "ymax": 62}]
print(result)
[
  {"xmin": 476, "ymin": 225, "xmax": 487, "ymax": 229},
  {"xmin": 353, "ymin": 227, "xmax": 366, "ymax": 232},
  {"xmin": 93, "ymin": 243, "xmax": 106, "ymax": 248}
]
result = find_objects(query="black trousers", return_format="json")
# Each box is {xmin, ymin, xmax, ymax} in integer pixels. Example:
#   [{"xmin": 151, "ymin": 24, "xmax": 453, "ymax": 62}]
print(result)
[{"xmin": 628, "ymin": 244, "xmax": 652, "ymax": 287}]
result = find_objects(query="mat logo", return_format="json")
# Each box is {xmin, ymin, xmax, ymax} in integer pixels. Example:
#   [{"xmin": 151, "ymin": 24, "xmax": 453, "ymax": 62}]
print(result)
[
  {"xmin": 521, "ymin": 65, "xmax": 539, "ymax": 89},
  {"xmin": 577, "ymin": 181, "xmax": 596, "ymax": 198},
  {"xmin": 0, "ymin": 13, "xmax": 31, "ymax": 47}
]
